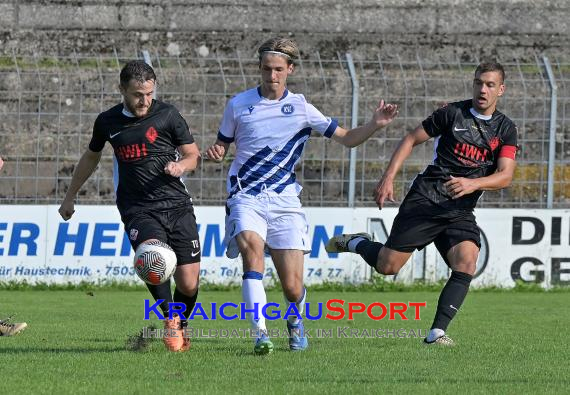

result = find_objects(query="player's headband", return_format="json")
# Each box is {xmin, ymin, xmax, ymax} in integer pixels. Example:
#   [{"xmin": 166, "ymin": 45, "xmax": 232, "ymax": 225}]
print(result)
[{"xmin": 260, "ymin": 50, "xmax": 292, "ymax": 59}]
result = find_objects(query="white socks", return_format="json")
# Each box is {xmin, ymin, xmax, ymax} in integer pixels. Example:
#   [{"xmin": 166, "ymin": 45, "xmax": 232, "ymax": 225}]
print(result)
[
  {"xmin": 348, "ymin": 237, "xmax": 366, "ymax": 252},
  {"xmin": 242, "ymin": 274, "xmax": 267, "ymax": 337},
  {"xmin": 426, "ymin": 328, "xmax": 445, "ymax": 343}
]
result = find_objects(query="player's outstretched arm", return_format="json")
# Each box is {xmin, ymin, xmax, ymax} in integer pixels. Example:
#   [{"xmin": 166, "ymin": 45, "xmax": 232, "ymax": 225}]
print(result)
[
  {"xmin": 374, "ymin": 125, "xmax": 431, "ymax": 209},
  {"xmin": 164, "ymin": 143, "xmax": 201, "ymax": 177},
  {"xmin": 205, "ymin": 139, "xmax": 230, "ymax": 163},
  {"xmin": 59, "ymin": 149, "xmax": 102, "ymax": 220},
  {"xmin": 331, "ymin": 100, "xmax": 399, "ymax": 148},
  {"xmin": 444, "ymin": 157, "xmax": 517, "ymax": 199}
]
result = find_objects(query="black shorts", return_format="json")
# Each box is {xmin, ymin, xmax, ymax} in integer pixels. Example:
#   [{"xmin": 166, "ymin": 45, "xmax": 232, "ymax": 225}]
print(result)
[
  {"xmin": 385, "ymin": 190, "xmax": 481, "ymax": 258},
  {"xmin": 123, "ymin": 205, "xmax": 201, "ymax": 265}
]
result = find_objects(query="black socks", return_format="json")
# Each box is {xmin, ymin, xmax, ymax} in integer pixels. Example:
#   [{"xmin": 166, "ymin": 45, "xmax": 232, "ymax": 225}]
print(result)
[
  {"xmin": 431, "ymin": 271, "xmax": 473, "ymax": 331},
  {"xmin": 355, "ymin": 240, "xmax": 384, "ymax": 270},
  {"xmin": 145, "ymin": 280, "xmax": 173, "ymax": 316},
  {"xmin": 174, "ymin": 288, "xmax": 199, "ymax": 327}
]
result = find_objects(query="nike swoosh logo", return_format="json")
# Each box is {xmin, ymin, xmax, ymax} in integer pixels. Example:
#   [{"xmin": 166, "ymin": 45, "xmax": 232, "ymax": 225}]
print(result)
[
  {"xmin": 110, "ymin": 131, "xmax": 122, "ymax": 139},
  {"xmin": 450, "ymin": 305, "xmax": 458, "ymax": 311},
  {"xmin": 454, "ymin": 127, "xmax": 468, "ymax": 132},
  {"xmin": 191, "ymin": 251, "xmax": 200, "ymax": 257}
]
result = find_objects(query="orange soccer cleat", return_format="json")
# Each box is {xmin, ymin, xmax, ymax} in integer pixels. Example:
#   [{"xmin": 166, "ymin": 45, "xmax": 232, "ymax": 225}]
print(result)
[
  {"xmin": 163, "ymin": 315, "xmax": 183, "ymax": 352},
  {"xmin": 180, "ymin": 336, "xmax": 191, "ymax": 352}
]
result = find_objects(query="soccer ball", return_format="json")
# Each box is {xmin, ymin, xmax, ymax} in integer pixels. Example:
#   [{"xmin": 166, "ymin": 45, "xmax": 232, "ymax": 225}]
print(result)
[{"xmin": 133, "ymin": 239, "xmax": 177, "ymax": 285}]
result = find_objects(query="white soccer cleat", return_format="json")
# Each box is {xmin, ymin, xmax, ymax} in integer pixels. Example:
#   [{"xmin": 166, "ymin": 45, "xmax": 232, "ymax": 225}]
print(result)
[
  {"xmin": 423, "ymin": 334, "xmax": 455, "ymax": 347},
  {"xmin": 325, "ymin": 232, "xmax": 373, "ymax": 253},
  {"xmin": 0, "ymin": 317, "xmax": 27, "ymax": 336}
]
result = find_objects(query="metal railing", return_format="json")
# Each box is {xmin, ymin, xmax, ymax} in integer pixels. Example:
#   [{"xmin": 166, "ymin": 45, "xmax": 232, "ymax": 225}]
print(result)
[{"xmin": 0, "ymin": 50, "xmax": 568, "ymax": 208}]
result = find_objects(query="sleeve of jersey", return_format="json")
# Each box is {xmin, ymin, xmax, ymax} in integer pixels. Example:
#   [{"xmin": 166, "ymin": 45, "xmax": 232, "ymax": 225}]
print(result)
[
  {"xmin": 305, "ymin": 102, "xmax": 338, "ymax": 138},
  {"xmin": 421, "ymin": 106, "xmax": 450, "ymax": 137},
  {"xmin": 217, "ymin": 100, "xmax": 236, "ymax": 143},
  {"xmin": 170, "ymin": 109, "xmax": 195, "ymax": 146},
  {"xmin": 499, "ymin": 124, "xmax": 519, "ymax": 160},
  {"xmin": 88, "ymin": 115, "xmax": 107, "ymax": 152}
]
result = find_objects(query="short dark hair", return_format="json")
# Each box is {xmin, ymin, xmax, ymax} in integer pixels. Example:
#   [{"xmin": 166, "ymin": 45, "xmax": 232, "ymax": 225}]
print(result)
[
  {"xmin": 475, "ymin": 62, "xmax": 505, "ymax": 83},
  {"xmin": 120, "ymin": 60, "xmax": 156, "ymax": 88}
]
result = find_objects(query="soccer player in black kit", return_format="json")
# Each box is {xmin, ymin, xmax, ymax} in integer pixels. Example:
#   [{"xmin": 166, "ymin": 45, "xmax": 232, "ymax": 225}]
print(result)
[
  {"xmin": 59, "ymin": 61, "xmax": 201, "ymax": 352},
  {"xmin": 326, "ymin": 62, "xmax": 518, "ymax": 346}
]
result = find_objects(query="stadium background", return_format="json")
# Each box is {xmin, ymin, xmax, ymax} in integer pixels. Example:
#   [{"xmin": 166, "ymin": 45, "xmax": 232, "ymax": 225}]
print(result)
[
  {"xmin": 0, "ymin": 2, "xmax": 569, "ymax": 394},
  {"xmin": 0, "ymin": 0, "xmax": 568, "ymax": 208}
]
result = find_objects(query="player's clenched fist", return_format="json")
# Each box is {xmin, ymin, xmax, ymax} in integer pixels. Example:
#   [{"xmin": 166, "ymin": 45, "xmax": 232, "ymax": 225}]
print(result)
[
  {"xmin": 58, "ymin": 199, "xmax": 75, "ymax": 221},
  {"xmin": 206, "ymin": 143, "xmax": 227, "ymax": 162},
  {"xmin": 164, "ymin": 161, "xmax": 184, "ymax": 177}
]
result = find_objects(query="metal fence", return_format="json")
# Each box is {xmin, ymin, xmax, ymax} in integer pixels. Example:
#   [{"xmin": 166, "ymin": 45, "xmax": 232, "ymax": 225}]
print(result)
[{"xmin": 0, "ymin": 51, "xmax": 568, "ymax": 208}]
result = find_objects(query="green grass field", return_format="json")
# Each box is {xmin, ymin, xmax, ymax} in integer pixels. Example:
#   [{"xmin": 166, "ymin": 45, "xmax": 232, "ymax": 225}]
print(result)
[{"xmin": 0, "ymin": 289, "xmax": 568, "ymax": 394}]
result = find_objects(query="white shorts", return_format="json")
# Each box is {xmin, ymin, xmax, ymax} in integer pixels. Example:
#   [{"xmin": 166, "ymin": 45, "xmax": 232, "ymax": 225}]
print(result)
[{"xmin": 224, "ymin": 193, "xmax": 311, "ymax": 259}]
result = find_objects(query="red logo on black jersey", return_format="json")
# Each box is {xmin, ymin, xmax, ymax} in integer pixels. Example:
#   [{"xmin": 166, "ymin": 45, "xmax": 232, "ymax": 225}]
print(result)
[
  {"xmin": 146, "ymin": 127, "xmax": 158, "ymax": 144},
  {"xmin": 454, "ymin": 142, "xmax": 489, "ymax": 164},
  {"xmin": 115, "ymin": 144, "xmax": 148, "ymax": 162},
  {"xmin": 489, "ymin": 137, "xmax": 500, "ymax": 151}
]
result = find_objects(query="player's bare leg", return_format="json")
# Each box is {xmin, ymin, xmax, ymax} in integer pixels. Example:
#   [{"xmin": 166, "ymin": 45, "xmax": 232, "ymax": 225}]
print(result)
[{"xmin": 271, "ymin": 249, "xmax": 308, "ymax": 351}]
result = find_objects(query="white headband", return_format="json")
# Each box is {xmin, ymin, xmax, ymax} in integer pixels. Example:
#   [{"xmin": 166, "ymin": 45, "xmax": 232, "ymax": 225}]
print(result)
[{"xmin": 261, "ymin": 50, "xmax": 291, "ymax": 59}]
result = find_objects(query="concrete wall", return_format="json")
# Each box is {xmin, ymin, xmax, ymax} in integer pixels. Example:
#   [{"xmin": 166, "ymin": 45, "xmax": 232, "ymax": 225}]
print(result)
[{"xmin": 1, "ymin": 0, "xmax": 569, "ymax": 60}]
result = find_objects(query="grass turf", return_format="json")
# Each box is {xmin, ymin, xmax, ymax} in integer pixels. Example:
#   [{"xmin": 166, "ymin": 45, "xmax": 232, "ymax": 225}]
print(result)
[{"xmin": 0, "ymin": 290, "xmax": 567, "ymax": 394}]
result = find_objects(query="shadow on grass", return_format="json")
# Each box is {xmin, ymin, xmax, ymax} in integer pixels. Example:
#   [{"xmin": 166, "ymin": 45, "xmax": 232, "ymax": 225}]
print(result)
[{"xmin": 0, "ymin": 346, "xmax": 127, "ymax": 353}]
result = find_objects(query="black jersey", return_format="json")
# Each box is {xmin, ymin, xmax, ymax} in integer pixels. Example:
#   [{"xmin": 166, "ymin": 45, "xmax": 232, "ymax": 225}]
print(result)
[
  {"xmin": 89, "ymin": 100, "xmax": 195, "ymax": 218},
  {"xmin": 411, "ymin": 99, "xmax": 518, "ymax": 209}
]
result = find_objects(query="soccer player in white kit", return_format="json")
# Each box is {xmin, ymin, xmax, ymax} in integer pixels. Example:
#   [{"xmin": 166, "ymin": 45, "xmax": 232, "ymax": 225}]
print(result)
[{"xmin": 206, "ymin": 37, "xmax": 399, "ymax": 354}]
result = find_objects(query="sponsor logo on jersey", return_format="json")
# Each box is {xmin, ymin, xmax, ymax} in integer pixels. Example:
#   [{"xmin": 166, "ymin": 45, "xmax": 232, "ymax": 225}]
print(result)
[
  {"xmin": 115, "ymin": 143, "xmax": 148, "ymax": 162},
  {"xmin": 454, "ymin": 142, "xmax": 489, "ymax": 162},
  {"xmin": 281, "ymin": 104, "xmax": 295, "ymax": 115},
  {"xmin": 146, "ymin": 127, "xmax": 158, "ymax": 144},
  {"xmin": 489, "ymin": 136, "xmax": 500, "ymax": 151}
]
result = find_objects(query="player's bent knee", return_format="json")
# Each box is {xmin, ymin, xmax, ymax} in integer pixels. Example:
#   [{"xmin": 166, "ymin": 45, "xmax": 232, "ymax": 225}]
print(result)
[
  {"xmin": 284, "ymin": 288, "xmax": 303, "ymax": 303},
  {"xmin": 452, "ymin": 261, "xmax": 476, "ymax": 275},
  {"xmin": 376, "ymin": 248, "xmax": 411, "ymax": 275},
  {"xmin": 377, "ymin": 264, "xmax": 401, "ymax": 275},
  {"xmin": 175, "ymin": 282, "xmax": 199, "ymax": 296},
  {"xmin": 174, "ymin": 275, "xmax": 199, "ymax": 294}
]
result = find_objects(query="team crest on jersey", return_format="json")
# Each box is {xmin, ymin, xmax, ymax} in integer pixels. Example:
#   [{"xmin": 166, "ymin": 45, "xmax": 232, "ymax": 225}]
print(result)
[
  {"xmin": 145, "ymin": 127, "xmax": 158, "ymax": 144},
  {"xmin": 248, "ymin": 105, "xmax": 254, "ymax": 114},
  {"xmin": 281, "ymin": 104, "xmax": 295, "ymax": 115},
  {"xmin": 129, "ymin": 228, "xmax": 139, "ymax": 241},
  {"xmin": 489, "ymin": 137, "xmax": 500, "ymax": 151}
]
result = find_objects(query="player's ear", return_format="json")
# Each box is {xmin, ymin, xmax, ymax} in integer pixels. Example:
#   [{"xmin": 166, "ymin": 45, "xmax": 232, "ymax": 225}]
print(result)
[
  {"xmin": 287, "ymin": 63, "xmax": 294, "ymax": 75},
  {"xmin": 498, "ymin": 83, "xmax": 505, "ymax": 97},
  {"xmin": 118, "ymin": 83, "xmax": 125, "ymax": 95}
]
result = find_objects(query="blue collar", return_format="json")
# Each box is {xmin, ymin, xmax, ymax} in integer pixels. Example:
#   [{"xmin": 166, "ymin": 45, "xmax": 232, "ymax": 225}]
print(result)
[{"xmin": 257, "ymin": 86, "xmax": 289, "ymax": 101}]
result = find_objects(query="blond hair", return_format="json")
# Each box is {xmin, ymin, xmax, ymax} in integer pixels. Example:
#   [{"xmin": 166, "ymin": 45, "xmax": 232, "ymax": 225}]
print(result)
[{"xmin": 257, "ymin": 37, "xmax": 300, "ymax": 65}]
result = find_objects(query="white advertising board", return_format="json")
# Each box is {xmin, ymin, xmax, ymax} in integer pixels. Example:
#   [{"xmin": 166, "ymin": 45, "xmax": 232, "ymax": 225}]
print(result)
[{"xmin": 0, "ymin": 205, "xmax": 568, "ymax": 288}]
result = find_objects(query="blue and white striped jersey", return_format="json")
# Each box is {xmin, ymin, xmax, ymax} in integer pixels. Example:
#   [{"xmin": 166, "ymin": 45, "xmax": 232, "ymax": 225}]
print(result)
[{"xmin": 218, "ymin": 87, "xmax": 338, "ymax": 198}]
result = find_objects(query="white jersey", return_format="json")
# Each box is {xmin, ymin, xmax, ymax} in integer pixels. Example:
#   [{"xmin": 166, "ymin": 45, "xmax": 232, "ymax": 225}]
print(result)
[{"xmin": 218, "ymin": 87, "xmax": 338, "ymax": 198}]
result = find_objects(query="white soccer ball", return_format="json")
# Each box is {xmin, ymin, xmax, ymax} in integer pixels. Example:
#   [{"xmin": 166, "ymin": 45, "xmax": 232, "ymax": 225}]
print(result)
[{"xmin": 133, "ymin": 239, "xmax": 177, "ymax": 285}]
